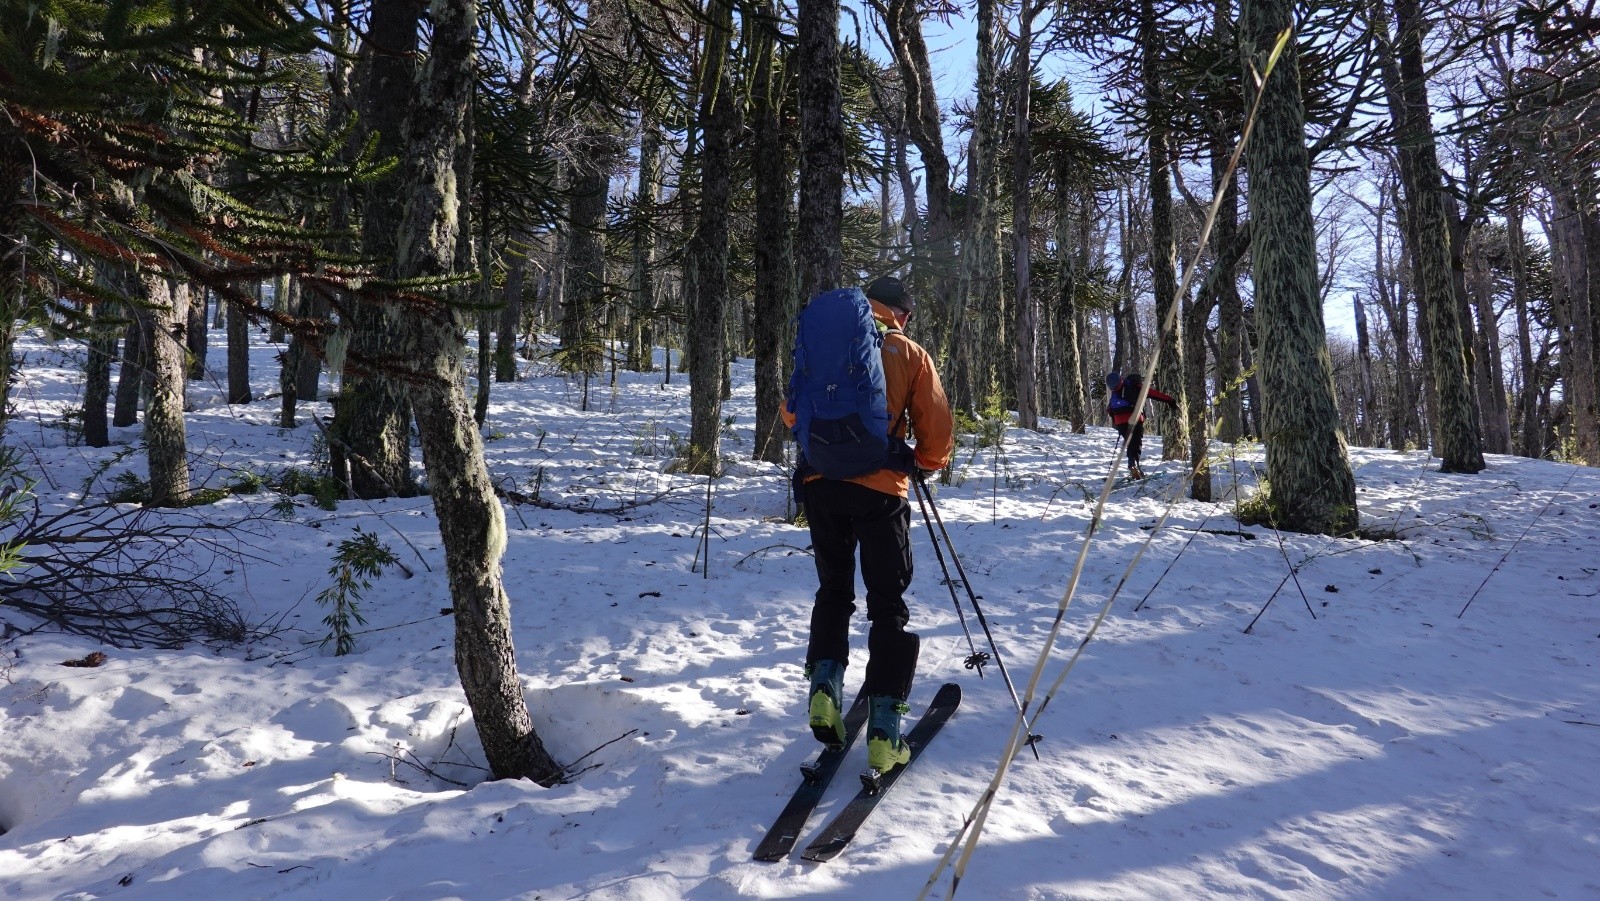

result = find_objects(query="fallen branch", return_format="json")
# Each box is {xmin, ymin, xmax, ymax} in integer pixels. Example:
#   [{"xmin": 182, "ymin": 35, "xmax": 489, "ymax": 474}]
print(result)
[
  {"xmin": 561, "ymin": 728, "xmax": 640, "ymax": 781},
  {"xmin": 2, "ymin": 496, "xmax": 275, "ymax": 648}
]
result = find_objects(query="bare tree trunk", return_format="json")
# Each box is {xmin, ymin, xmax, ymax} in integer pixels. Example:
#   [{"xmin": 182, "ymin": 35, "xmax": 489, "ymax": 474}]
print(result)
[
  {"xmin": 497, "ymin": 250, "xmax": 527, "ymax": 382},
  {"xmin": 395, "ymin": 0, "xmax": 560, "ymax": 785},
  {"xmin": 625, "ymin": 124, "xmax": 661, "ymax": 375},
  {"xmin": 113, "ymin": 314, "xmax": 147, "ymax": 428},
  {"xmin": 1012, "ymin": 1, "xmax": 1039, "ymax": 429},
  {"xmin": 1354, "ymin": 294, "xmax": 1378, "ymax": 447},
  {"xmin": 685, "ymin": 0, "xmax": 737, "ymax": 476},
  {"xmin": 883, "ymin": 0, "xmax": 959, "ymax": 355},
  {"xmin": 751, "ymin": 1, "xmax": 793, "ymax": 466},
  {"xmin": 1240, "ymin": 321, "xmax": 1263, "ymax": 437},
  {"xmin": 83, "ymin": 283, "xmax": 122, "ymax": 448},
  {"xmin": 560, "ymin": 147, "xmax": 612, "ymax": 376},
  {"xmin": 0, "ymin": 140, "xmax": 24, "ymax": 440},
  {"xmin": 1184, "ymin": 286, "xmax": 1213, "ymax": 500},
  {"xmin": 143, "ymin": 273, "xmax": 192, "ymax": 507},
  {"xmin": 1506, "ymin": 204, "xmax": 1542, "ymax": 456},
  {"xmin": 1142, "ymin": 0, "xmax": 1188, "ymax": 459},
  {"xmin": 1369, "ymin": 186, "xmax": 1418, "ymax": 449},
  {"xmin": 185, "ymin": 285, "xmax": 207, "ymax": 380},
  {"xmin": 796, "ymin": 0, "xmax": 844, "ymax": 299},
  {"xmin": 293, "ymin": 278, "xmax": 323, "ymax": 402},
  {"xmin": 1375, "ymin": 0, "xmax": 1484, "ymax": 472},
  {"xmin": 1054, "ymin": 177, "xmax": 1087, "ymax": 432},
  {"xmin": 268, "ymin": 273, "xmax": 287, "ymax": 343},
  {"xmin": 227, "ymin": 284, "xmax": 253, "ymax": 404},
  {"xmin": 1579, "ymin": 205, "xmax": 1600, "ymax": 463},
  {"xmin": 951, "ymin": 0, "xmax": 1003, "ymax": 414},
  {"xmin": 1466, "ymin": 233, "xmax": 1511, "ymax": 453},
  {"xmin": 1112, "ymin": 183, "xmax": 1142, "ymax": 382},
  {"xmin": 337, "ymin": 0, "xmax": 428, "ymax": 498},
  {"xmin": 1240, "ymin": 0, "xmax": 1357, "ymax": 534},
  {"xmin": 1208, "ymin": 16, "xmax": 1247, "ymax": 444}
]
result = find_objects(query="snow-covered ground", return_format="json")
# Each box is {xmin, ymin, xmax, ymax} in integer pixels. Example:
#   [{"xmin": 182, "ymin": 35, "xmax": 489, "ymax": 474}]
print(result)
[{"xmin": 1, "ymin": 327, "xmax": 1597, "ymax": 900}]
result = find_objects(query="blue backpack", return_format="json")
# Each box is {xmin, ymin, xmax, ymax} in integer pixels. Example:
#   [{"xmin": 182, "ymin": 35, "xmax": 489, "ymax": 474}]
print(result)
[
  {"xmin": 1107, "ymin": 372, "xmax": 1134, "ymax": 413},
  {"xmin": 787, "ymin": 288, "xmax": 911, "ymax": 479}
]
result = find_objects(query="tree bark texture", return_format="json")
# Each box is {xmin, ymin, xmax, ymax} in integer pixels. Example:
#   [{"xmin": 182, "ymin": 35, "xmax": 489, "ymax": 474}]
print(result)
[
  {"xmin": 337, "ymin": 0, "xmax": 428, "ymax": 498},
  {"xmin": 395, "ymin": 0, "xmax": 560, "ymax": 786},
  {"xmin": 623, "ymin": 125, "xmax": 659, "ymax": 375},
  {"xmin": 227, "ymin": 287, "xmax": 253, "ymax": 404},
  {"xmin": 796, "ymin": 0, "xmax": 844, "ymax": 299},
  {"xmin": 143, "ymin": 273, "xmax": 192, "ymax": 507},
  {"xmin": 559, "ymin": 166, "xmax": 609, "ymax": 375},
  {"xmin": 1353, "ymin": 294, "xmax": 1378, "ymax": 447},
  {"xmin": 0, "ymin": 139, "xmax": 24, "ymax": 439},
  {"xmin": 1240, "ymin": 0, "xmax": 1357, "ymax": 534},
  {"xmin": 1540, "ymin": 181, "xmax": 1599, "ymax": 462},
  {"xmin": 1381, "ymin": 0, "xmax": 1484, "ymax": 472},
  {"xmin": 884, "ymin": 0, "xmax": 958, "ymax": 357},
  {"xmin": 497, "ymin": 249, "xmax": 527, "ymax": 381},
  {"xmin": 113, "ymin": 314, "xmax": 147, "ymax": 428},
  {"xmin": 1012, "ymin": 3, "xmax": 1039, "ymax": 430},
  {"xmin": 1211, "ymin": 144, "xmax": 1247, "ymax": 442},
  {"xmin": 953, "ymin": 0, "xmax": 1003, "ymax": 414},
  {"xmin": 293, "ymin": 278, "xmax": 324, "ymax": 402},
  {"xmin": 1184, "ymin": 285, "xmax": 1213, "ymax": 500},
  {"xmin": 1505, "ymin": 206, "xmax": 1543, "ymax": 456},
  {"xmin": 686, "ymin": 0, "xmax": 737, "ymax": 476},
  {"xmin": 1053, "ymin": 177, "xmax": 1087, "ymax": 432},
  {"xmin": 184, "ymin": 286, "xmax": 206, "ymax": 380},
  {"xmin": 1466, "ymin": 236, "xmax": 1510, "ymax": 453},
  {"xmin": 1140, "ymin": 0, "xmax": 1189, "ymax": 460},
  {"xmin": 751, "ymin": 5, "xmax": 793, "ymax": 466},
  {"xmin": 82, "ymin": 286, "xmax": 121, "ymax": 448}
]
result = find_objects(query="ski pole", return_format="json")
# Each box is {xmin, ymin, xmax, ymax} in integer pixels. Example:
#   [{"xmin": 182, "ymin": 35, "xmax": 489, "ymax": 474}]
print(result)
[
  {"xmin": 914, "ymin": 472, "xmax": 1041, "ymax": 757},
  {"xmin": 911, "ymin": 474, "xmax": 986, "ymax": 672}
]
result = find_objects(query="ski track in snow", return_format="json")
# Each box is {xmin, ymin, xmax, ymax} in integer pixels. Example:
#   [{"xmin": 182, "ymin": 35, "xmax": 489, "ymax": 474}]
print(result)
[{"xmin": 1, "ymin": 330, "xmax": 1598, "ymax": 899}]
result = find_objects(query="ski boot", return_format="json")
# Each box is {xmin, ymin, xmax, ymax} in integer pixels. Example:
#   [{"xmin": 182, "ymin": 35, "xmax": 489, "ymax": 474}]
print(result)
[
  {"xmin": 862, "ymin": 695, "xmax": 911, "ymax": 792},
  {"xmin": 1128, "ymin": 461, "xmax": 1145, "ymax": 481},
  {"xmin": 806, "ymin": 659, "xmax": 847, "ymax": 747}
]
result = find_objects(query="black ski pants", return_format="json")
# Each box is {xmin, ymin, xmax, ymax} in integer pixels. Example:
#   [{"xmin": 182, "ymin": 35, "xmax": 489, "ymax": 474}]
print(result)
[
  {"xmin": 802, "ymin": 478, "xmax": 920, "ymax": 701},
  {"xmin": 1114, "ymin": 420, "xmax": 1145, "ymax": 467}
]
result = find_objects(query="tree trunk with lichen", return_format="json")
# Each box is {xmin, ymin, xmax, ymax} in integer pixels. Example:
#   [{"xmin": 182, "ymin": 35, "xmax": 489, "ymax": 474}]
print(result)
[
  {"xmin": 395, "ymin": 0, "xmax": 561, "ymax": 785},
  {"xmin": 0, "ymin": 140, "xmax": 26, "ymax": 440},
  {"xmin": 1240, "ymin": 0, "xmax": 1357, "ymax": 534},
  {"xmin": 751, "ymin": 2, "xmax": 793, "ymax": 466},
  {"xmin": 1375, "ymin": 0, "xmax": 1485, "ymax": 473},
  {"xmin": 143, "ymin": 272, "xmax": 192, "ymax": 507},
  {"xmin": 796, "ymin": 0, "xmax": 844, "ymax": 300},
  {"xmin": 685, "ymin": 0, "xmax": 736, "ymax": 476},
  {"xmin": 1143, "ymin": 0, "xmax": 1189, "ymax": 459},
  {"xmin": 335, "ymin": 0, "xmax": 428, "ymax": 497}
]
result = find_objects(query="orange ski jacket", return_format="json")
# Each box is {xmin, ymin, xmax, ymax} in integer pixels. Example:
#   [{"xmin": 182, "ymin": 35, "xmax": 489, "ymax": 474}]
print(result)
[{"xmin": 783, "ymin": 300, "xmax": 954, "ymax": 498}]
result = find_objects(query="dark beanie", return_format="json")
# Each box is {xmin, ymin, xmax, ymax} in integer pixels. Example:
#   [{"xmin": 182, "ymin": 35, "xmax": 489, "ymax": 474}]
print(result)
[{"xmin": 864, "ymin": 276, "xmax": 912, "ymax": 312}]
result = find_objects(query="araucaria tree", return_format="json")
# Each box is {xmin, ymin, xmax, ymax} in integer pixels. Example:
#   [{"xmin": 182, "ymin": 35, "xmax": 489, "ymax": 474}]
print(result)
[
  {"xmin": 1239, "ymin": 4, "xmax": 1358, "ymax": 534},
  {"xmin": 1371, "ymin": 0, "xmax": 1485, "ymax": 474},
  {"xmin": 386, "ymin": 0, "xmax": 561, "ymax": 784}
]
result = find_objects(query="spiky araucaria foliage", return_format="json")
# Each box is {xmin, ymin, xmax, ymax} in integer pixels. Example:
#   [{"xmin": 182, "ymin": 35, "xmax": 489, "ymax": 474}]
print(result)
[{"xmin": 0, "ymin": 0, "xmax": 380, "ymax": 401}]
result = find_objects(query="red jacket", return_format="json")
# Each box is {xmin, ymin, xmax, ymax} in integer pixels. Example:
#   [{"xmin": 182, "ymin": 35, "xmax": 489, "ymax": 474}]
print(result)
[{"xmin": 1108, "ymin": 384, "xmax": 1175, "ymax": 427}]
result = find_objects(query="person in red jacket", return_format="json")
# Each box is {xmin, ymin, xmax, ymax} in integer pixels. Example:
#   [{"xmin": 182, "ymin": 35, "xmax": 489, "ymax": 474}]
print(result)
[{"xmin": 1105, "ymin": 371, "xmax": 1176, "ymax": 480}]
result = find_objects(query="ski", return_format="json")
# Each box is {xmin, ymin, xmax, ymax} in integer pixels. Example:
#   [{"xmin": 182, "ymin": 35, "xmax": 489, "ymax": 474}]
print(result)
[
  {"xmin": 752, "ymin": 690, "xmax": 870, "ymax": 862},
  {"xmin": 799, "ymin": 681, "xmax": 961, "ymax": 863}
]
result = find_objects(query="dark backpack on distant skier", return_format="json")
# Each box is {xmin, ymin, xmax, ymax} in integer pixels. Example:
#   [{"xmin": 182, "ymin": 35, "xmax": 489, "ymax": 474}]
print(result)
[
  {"xmin": 1118, "ymin": 372, "xmax": 1144, "ymax": 406},
  {"xmin": 787, "ymin": 287, "xmax": 911, "ymax": 479},
  {"xmin": 1106, "ymin": 371, "xmax": 1134, "ymax": 413}
]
